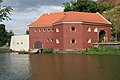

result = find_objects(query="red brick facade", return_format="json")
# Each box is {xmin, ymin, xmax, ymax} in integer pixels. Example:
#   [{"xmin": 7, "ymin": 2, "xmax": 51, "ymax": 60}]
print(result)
[{"xmin": 29, "ymin": 12, "xmax": 111, "ymax": 51}]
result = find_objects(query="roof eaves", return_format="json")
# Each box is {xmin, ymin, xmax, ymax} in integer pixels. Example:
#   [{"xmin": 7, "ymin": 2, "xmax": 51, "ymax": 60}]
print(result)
[
  {"xmin": 96, "ymin": 12, "xmax": 112, "ymax": 24},
  {"xmin": 53, "ymin": 22, "xmax": 83, "ymax": 26},
  {"xmin": 82, "ymin": 21, "xmax": 112, "ymax": 26}
]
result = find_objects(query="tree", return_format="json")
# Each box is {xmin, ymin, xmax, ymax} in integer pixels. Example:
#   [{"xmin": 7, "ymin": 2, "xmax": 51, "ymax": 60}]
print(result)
[
  {"xmin": 0, "ymin": 0, "xmax": 13, "ymax": 22},
  {"xmin": 63, "ymin": 0, "xmax": 114, "ymax": 13},
  {"xmin": 7, "ymin": 30, "xmax": 14, "ymax": 46},
  {"xmin": 0, "ymin": 0, "xmax": 13, "ymax": 47},
  {"xmin": 25, "ymin": 29, "xmax": 29, "ymax": 34},
  {"xmin": 0, "ymin": 24, "xmax": 14, "ymax": 46},
  {"xmin": 98, "ymin": 0, "xmax": 120, "ymax": 6},
  {"xmin": 102, "ymin": 6, "xmax": 120, "ymax": 41},
  {"xmin": 0, "ymin": 24, "xmax": 8, "ymax": 46}
]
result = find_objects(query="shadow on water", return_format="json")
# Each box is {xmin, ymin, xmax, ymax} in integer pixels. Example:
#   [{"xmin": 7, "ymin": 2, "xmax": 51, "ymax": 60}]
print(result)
[{"xmin": 0, "ymin": 53, "xmax": 120, "ymax": 80}]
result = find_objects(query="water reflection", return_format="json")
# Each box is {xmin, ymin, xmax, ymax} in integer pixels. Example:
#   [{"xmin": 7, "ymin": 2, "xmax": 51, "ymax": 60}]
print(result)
[
  {"xmin": 29, "ymin": 54, "xmax": 120, "ymax": 80},
  {"xmin": 0, "ymin": 53, "xmax": 120, "ymax": 80},
  {"xmin": 0, "ymin": 53, "xmax": 30, "ymax": 80}
]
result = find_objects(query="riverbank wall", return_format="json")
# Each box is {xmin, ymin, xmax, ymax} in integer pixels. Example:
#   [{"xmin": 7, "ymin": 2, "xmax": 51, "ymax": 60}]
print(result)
[{"xmin": 92, "ymin": 43, "xmax": 120, "ymax": 49}]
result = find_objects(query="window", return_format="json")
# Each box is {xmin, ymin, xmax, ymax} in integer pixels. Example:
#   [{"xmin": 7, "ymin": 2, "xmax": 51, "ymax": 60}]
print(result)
[
  {"xmin": 34, "ymin": 29, "xmax": 37, "ymax": 32},
  {"xmin": 17, "ymin": 42, "xmax": 19, "ymax": 45},
  {"xmin": 87, "ymin": 27, "xmax": 91, "ymax": 32},
  {"xmin": 56, "ymin": 39, "xmax": 59, "ymax": 44},
  {"xmin": 88, "ymin": 39, "xmax": 91, "ymax": 43},
  {"xmin": 70, "ymin": 26, "xmax": 76, "ymax": 31},
  {"xmin": 43, "ymin": 29, "xmax": 46, "ymax": 32},
  {"xmin": 21, "ymin": 42, "xmax": 23, "ymax": 44},
  {"xmin": 47, "ymin": 29, "xmax": 50, "ymax": 32},
  {"xmin": 46, "ymin": 39, "xmax": 49, "ymax": 42},
  {"xmin": 51, "ymin": 38, "xmax": 53, "ymax": 42},
  {"xmin": 39, "ymin": 29, "xmax": 41, "ymax": 32},
  {"xmin": 70, "ymin": 39, "xmax": 76, "ymax": 44},
  {"xmin": 94, "ymin": 28, "xmax": 98, "ymax": 32},
  {"xmin": 56, "ymin": 28, "xmax": 59, "ymax": 32},
  {"xmin": 51, "ymin": 28, "xmax": 54, "ymax": 32}
]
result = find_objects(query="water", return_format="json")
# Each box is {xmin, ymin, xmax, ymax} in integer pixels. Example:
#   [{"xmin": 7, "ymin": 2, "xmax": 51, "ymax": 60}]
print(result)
[{"xmin": 0, "ymin": 53, "xmax": 120, "ymax": 80}]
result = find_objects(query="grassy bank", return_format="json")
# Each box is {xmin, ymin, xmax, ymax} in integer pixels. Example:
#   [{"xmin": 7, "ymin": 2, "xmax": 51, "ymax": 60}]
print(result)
[
  {"xmin": 83, "ymin": 47, "xmax": 120, "ymax": 55},
  {"xmin": 0, "ymin": 45, "xmax": 11, "ymax": 53}
]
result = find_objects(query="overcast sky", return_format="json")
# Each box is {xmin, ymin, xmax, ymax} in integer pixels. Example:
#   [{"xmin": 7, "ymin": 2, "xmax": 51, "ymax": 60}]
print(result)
[{"xmin": 2, "ymin": 0, "xmax": 71, "ymax": 35}]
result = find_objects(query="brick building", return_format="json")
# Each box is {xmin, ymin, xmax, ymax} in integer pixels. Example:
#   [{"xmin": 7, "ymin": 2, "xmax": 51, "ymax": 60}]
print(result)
[{"xmin": 28, "ymin": 11, "xmax": 111, "ymax": 51}]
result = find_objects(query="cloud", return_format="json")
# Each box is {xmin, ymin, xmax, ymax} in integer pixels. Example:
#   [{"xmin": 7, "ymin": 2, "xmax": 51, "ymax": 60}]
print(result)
[
  {"xmin": 3, "ymin": 6, "xmax": 64, "ymax": 34},
  {"xmin": 2, "ymin": 0, "xmax": 71, "ymax": 34},
  {"xmin": 3, "ymin": 0, "xmax": 70, "ymax": 11}
]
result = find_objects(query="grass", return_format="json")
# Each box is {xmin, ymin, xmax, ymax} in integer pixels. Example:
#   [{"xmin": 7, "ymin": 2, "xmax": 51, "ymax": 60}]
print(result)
[
  {"xmin": 1, "ymin": 45, "xmax": 10, "ymax": 49},
  {"xmin": 83, "ymin": 47, "xmax": 120, "ymax": 55},
  {"xmin": 43, "ymin": 48, "xmax": 54, "ymax": 54}
]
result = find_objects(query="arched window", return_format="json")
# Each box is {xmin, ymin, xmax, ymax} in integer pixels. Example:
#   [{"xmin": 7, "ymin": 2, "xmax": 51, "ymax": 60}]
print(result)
[
  {"xmin": 99, "ymin": 30, "xmax": 106, "ymax": 42},
  {"xmin": 34, "ymin": 41, "xmax": 42, "ymax": 49}
]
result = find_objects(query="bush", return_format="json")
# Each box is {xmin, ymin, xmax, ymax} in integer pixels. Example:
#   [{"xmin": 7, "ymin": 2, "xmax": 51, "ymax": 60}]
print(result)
[{"xmin": 43, "ymin": 48, "xmax": 54, "ymax": 54}]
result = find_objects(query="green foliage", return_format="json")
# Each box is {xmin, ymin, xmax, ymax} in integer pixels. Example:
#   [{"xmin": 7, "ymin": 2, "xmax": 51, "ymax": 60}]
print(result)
[
  {"xmin": 83, "ymin": 47, "xmax": 120, "ymax": 55},
  {"xmin": 0, "ymin": 24, "xmax": 14, "ymax": 47},
  {"xmin": 25, "ymin": 29, "xmax": 29, "ymax": 34},
  {"xmin": 2, "ymin": 45, "xmax": 10, "ymax": 49},
  {"xmin": 0, "ymin": 24, "xmax": 8, "ymax": 46},
  {"xmin": 0, "ymin": 0, "xmax": 13, "ymax": 22},
  {"xmin": 7, "ymin": 30, "xmax": 14, "ymax": 46},
  {"xmin": 43, "ymin": 48, "xmax": 54, "ymax": 54},
  {"xmin": 63, "ymin": 0, "xmax": 114, "ymax": 13},
  {"xmin": 0, "ymin": 0, "xmax": 13, "ymax": 47},
  {"xmin": 102, "ymin": 6, "xmax": 120, "ymax": 40}
]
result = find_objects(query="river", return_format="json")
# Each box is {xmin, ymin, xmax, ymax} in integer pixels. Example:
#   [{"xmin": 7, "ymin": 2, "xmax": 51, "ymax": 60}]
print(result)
[{"xmin": 0, "ymin": 53, "xmax": 120, "ymax": 80}]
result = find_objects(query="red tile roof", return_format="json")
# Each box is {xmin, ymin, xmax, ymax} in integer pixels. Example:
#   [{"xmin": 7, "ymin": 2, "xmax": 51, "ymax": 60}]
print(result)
[
  {"xmin": 28, "ymin": 12, "xmax": 65, "ymax": 27},
  {"xmin": 28, "ymin": 11, "xmax": 111, "ymax": 27}
]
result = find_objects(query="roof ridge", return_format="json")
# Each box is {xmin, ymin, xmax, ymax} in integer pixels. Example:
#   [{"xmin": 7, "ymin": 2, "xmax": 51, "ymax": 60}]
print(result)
[{"xmin": 54, "ymin": 12, "xmax": 69, "ymax": 23}]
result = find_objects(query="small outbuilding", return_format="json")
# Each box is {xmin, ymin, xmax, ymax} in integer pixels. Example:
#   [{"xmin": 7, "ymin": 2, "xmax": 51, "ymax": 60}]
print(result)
[{"xmin": 10, "ymin": 35, "xmax": 29, "ymax": 52}]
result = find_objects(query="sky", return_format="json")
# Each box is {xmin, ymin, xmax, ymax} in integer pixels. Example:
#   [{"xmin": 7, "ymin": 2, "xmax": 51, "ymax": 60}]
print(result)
[{"xmin": 1, "ymin": 0, "xmax": 71, "ymax": 35}]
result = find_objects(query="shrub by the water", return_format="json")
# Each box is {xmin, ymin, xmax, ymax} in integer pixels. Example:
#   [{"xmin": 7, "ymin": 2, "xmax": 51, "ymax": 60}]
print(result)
[{"xmin": 43, "ymin": 48, "xmax": 54, "ymax": 54}]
